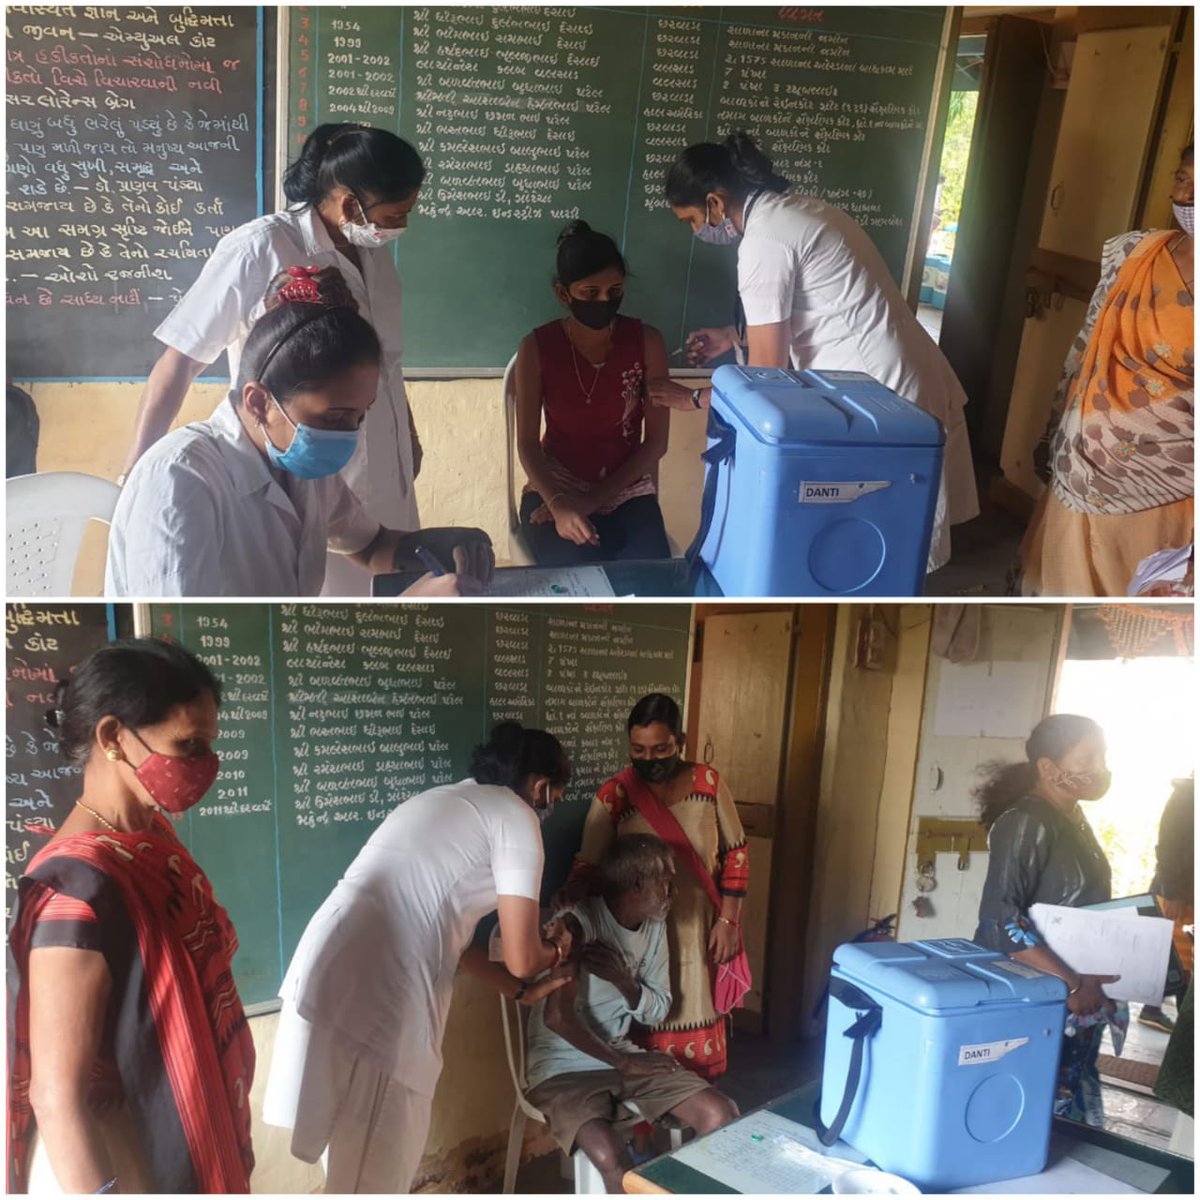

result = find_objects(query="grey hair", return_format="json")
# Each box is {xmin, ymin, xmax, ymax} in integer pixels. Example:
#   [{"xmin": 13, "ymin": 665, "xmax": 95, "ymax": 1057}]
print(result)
[{"xmin": 600, "ymin": 833, "xmax": 673, "ymax": 900}]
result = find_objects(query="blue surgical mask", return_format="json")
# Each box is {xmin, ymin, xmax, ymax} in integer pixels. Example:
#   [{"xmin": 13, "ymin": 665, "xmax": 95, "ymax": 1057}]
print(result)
[
  {"xmin": 695, "ymin": 202, "xmax": 741, "ymax": 247},
  {"xmin": 263, "ymin": 395, "xmax": 360, "ymax": 480}
]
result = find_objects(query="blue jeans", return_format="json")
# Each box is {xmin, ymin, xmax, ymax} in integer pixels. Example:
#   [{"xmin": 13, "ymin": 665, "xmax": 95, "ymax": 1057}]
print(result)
[{"xmin": 519, "ymin": 491, "xmax": 671, "ymax": 566}]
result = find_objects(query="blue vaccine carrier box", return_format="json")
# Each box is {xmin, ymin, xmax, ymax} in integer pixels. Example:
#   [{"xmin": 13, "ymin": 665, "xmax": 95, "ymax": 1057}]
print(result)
[
  {"xmin": 697, "ymin": 366, "xmax": 945, "ymax": 596},
  {"xmin": 820, "ymin": 939, "xmax": 1067, "ymax": 1191}
]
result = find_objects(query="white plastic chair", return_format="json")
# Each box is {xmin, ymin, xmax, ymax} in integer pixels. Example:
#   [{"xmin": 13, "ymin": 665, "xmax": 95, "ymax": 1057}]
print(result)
[
  {"xmin": 498, "ymin": 990, "xmax": 686, "ymax": 1194},
  {"xmin": 502, "ymin": 353, "xmax": 537, "ymax": 566},
  {"xmin": 6, "ymin": 472, "xmax": 120, "ymax": 596},
  {"xmin": 502, "ymin": 352, "xmax": 682, "ymax": 562}
]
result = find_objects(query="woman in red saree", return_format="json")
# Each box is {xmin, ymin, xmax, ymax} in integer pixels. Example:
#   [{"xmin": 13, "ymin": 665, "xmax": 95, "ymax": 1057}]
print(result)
[
  {"xmin": 569, "ymin": 694, "xmax": 749, "ymax": 1079},
  {"xmin": 7, "ymin": 639, "xmax": 255, "ymax": 1194}
]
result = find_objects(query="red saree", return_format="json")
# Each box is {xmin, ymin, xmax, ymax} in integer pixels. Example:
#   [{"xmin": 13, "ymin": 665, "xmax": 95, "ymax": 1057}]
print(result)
[{"xmin": 7, "ymin": 817, "xmax": 255, "ymax": 1193}]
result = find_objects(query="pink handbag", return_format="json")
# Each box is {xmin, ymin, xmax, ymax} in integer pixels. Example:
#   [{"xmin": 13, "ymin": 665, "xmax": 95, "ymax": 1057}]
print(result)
[{"xmin": 619, "ymin": 767, "xmax": 753, "ymax": 1015}]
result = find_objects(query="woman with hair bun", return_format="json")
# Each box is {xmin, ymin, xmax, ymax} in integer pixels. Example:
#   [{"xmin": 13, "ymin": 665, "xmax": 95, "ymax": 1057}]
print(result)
[
  {"xmin": 650, "ymin": 130, "xmax": 979, "ymax": 572},
  {"xmin": 263, "ymin": 723, "xmax": 575, "ymax": 1193},
  {"xmin": 7, "ymin": 639, "xmax": 254, "ymax": 1194},
  {"xmin": 121, "ymin": 124, "xmax": 428, "ymax": 595},
  {"xmin": 514, "ymin": 220, "xmax": 672, "ymax": 563},
  {"xmin": 106, "ymin": 266, "xmax": 493, "ymax": 597},
  {"xmin": 973, "ymin": 713, "xmax": 1124, "ymax": 1125}
]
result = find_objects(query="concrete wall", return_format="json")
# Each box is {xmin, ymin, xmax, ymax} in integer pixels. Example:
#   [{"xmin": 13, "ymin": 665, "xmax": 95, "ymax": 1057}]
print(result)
[
  {"xmin": 894, "ymin": 604, "xmax": 1066, "ymax": 943},
  {"xmin": 17, "ymin": 378, "xmax": 709, "ymax": 594}
]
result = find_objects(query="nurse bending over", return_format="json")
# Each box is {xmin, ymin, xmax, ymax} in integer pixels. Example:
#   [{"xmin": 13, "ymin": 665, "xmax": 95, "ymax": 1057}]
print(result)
[
  {"xmin": 105, "ymin": 267, "xmax": 492, "ymax": 597},
  {"xmin": 649, "ymin": 131, "xmax": 979, "ymax": 572}
]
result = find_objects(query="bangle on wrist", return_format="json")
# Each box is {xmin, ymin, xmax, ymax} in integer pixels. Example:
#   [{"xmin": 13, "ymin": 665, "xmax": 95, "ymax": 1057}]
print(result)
[
  {"xmin": 690, "ymin": 388, "xmax": 703, "ymax": 410},
  {"xmin": 717, "ymin": 915, "xmax": 739, "ymax": 928},
  {"xmin": 545, "ymin": 491, "xmax": 565, "ymax": 513},
  {"xmin": 95, "ymin": 1179, "xmax": 118, "ymax": 1194},
  {"xmin": 1066, "ymin": 976, "xmax": 1082, "ymax": 996},
  {"xmin": 544, "ymin": 936, "xmax": 564, "ymax": 967}
]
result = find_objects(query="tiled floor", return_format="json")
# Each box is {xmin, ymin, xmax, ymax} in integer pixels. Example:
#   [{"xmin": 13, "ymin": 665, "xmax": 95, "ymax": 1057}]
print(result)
[{"xmin": 1095, "ymin": 995, "xmax": 1191, "ymax": 1156}]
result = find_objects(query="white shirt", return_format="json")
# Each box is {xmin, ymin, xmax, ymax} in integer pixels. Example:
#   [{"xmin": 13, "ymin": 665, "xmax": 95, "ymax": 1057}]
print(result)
[
  {"xmin": 104, "ymin": 393, "xmax": 380, "ymax": 597},
  {"xmin": 737, "ymin": 191, "xmax": 980, "ymax": 570},
  {"xmin": 278, "ymin": 780, "xmax": 544, "ymax": 1098},
  {"xmin": 155, "ymin": 205, "xmax": 419, "ymax": 530}
]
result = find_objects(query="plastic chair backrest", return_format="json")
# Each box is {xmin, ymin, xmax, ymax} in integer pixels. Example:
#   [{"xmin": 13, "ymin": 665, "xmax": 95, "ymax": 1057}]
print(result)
[
  {"xmin": 499, "ymin": 991, "xmax": 548, "ymax": 1124},
  {"xmin": 6, "ymin": 472, "xmax": 121, "ymax": 596},
  {"xmin": 502, "ymin": 353, "xmax": 522, "ymax": 538}
]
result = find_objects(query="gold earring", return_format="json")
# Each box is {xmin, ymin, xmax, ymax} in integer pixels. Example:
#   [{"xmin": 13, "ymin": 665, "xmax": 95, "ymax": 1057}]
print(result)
[{"xmin": 106, "ymin": 749, "xmax": 120, "ymax": 762}]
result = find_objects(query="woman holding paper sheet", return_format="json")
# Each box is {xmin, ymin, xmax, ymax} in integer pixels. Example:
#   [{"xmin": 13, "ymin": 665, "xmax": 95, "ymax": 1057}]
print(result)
[{"xmin": 973, "ymin": 713, "xmax": 1125, "ymax": 1126}]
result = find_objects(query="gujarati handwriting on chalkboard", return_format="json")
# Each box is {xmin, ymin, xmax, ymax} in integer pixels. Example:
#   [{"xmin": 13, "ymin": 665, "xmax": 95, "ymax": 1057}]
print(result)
[
  {"xmin": 286, "ymin": 5, "xmax": 942, "ymax": 367},
  {"xmin": 5, "ymin": 603, "xmax": 110, "ymax": 915},
  {"xmin": 148, "ymin": 602, "xmax": 691, "ymax": 1003},
  {"xmin": 4, "ymin": 6, "xmax": 261, "ymax": 379}
]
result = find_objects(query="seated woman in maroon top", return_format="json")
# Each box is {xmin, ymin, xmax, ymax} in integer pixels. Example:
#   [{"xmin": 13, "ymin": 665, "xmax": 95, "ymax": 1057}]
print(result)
[{"xmin": 515, "ymin": 221, "xmax": 671, "ymax": 564}]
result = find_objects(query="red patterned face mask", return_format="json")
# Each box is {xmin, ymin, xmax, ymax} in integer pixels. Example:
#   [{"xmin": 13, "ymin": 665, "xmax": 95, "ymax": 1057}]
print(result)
[{"xmin": 126, "ymin": 729, "xmax": 220, "ymax": 813}]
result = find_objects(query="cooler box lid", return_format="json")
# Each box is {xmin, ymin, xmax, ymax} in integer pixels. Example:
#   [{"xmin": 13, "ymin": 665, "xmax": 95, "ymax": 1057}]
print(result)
[
  {"xmin": 710, "ymin": 365, "xmax": 946, "ymax": 448},
  {"xmin": 833, "ymin": 938, "xmax": 1067, "ymax": 1012}
]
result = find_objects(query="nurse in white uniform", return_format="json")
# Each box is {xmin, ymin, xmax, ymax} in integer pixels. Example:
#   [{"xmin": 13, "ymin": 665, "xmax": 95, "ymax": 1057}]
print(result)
[
  {"xmin": 121, "ymin": 123, "xmax": 425, "ymax": 594},
  {"xmin": 263, "ymin": 723, "xmax": 575, "ymax": 1194},
  {"xmin": 106, "ymin": 267, "xmax": 492, "ymax": 597},
  {"xmin": 649, "ymin": 132, "xmax": 979, "ymax": 572}
]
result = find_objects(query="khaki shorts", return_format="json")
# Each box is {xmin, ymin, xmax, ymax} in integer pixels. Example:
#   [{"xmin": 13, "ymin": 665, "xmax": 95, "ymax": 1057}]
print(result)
[{"xmin": 526, "ymin": 1067, "xmax": 712, "ymax": 1155}]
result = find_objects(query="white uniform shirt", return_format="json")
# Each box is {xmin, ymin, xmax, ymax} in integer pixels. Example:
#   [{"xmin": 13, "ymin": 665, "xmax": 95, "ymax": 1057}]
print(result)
[
  {"xmin": 104, "ymin": 393, "xmax": 379, "ymax": 597},
  {"xmin": 737, "ymin": 191, "xmax": 980, "ymax": 570},
  {"xmin": 154, "ymin": 204, "xmax": 419, "ymax": 531},
  {"xmin": 277, "ymin": 780, "xmax": 544, "ymax": 1099}
]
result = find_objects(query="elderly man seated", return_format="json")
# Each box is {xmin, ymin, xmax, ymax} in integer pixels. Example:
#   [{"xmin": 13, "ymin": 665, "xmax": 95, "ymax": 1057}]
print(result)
[{"xmin": 524, "ymin": 834, "xmax": 739, "ymax": 1192}]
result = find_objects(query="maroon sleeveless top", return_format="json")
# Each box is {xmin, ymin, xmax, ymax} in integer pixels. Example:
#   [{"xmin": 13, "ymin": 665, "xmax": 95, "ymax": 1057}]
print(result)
[{"xmin": 532, "ymin": 316, "xmax": 649, "ymax": 484}]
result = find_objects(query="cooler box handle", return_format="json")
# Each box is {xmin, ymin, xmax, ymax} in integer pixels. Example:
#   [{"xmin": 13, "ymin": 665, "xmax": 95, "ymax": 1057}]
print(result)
[
  {"xmin": 817, "ymin": 977, "xmax": 883, "ymax": 1148},
  {"xmin": 686, "ymin": 408, "xmax": 736, "ymax": 565}
]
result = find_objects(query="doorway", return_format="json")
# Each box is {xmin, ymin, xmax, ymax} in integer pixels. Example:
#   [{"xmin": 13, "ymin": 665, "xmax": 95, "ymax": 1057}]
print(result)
[
  {"xmin": 1054, "ymin": 654, "xmax": 1194, "ymax": 898},
  {"xmin": 918, "ymin": 38, "xmax": 983, "ymax": 342}
]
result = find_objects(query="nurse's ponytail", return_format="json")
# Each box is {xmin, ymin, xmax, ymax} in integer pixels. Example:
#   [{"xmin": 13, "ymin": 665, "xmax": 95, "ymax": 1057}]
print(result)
[
  {"xmin": 470, "ymin": 722, "xmax": 571, "ymax": 792},
  {"xmin": 282, "ymin": 122, "xmax": 426, "ymax": 207},
  {"xmin": 665, "ymin": 130, "xmax": 790, "ymax": 208}
]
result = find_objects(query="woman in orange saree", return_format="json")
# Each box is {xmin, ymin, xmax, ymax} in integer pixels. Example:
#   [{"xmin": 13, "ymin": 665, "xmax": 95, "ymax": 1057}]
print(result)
[{"xmin": 1021, "ymin": 147, "xmax": 1194, "ymax": 596}]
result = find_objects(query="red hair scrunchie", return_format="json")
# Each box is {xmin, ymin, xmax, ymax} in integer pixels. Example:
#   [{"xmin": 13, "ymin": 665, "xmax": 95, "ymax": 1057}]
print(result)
[{"xmin": 278, "ymin": 265, "xmax": 322, "ymax": 304}]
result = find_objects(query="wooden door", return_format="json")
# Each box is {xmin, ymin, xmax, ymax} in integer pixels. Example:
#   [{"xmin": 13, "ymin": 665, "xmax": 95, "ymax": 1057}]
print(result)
[
  {"xmin": 1038, "ymin": 26, "xmax": 1172, "ymax": 260},
  {"xmin": 694, "ymin": 610, "xmax": 795, "ymax": 1027}
]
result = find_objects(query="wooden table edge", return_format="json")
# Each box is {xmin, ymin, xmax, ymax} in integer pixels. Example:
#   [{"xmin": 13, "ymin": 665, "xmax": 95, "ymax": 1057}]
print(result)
[{"xmin": 624, "ymin": 1167, "xmax": 671, "ymax": 1194}]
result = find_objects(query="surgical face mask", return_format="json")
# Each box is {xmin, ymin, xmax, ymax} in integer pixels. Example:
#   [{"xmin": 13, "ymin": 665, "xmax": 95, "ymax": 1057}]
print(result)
[
  {"xmin": 532, "ymin": 781, "xmax": 558, "ymax": 823},
  {"xmin": 341, "ymin": 196, "xmax": 408, "ymax": 248},
  {"xmin": 630, "ymin": 753, "xmax": 681, "ymax": 784},
  {"xmin": 126, "ymin": 729, "xmax": 220, "ymax": 815},
  {"xmin": 263, "ymin": 395, "xmax": 360, "ymax": 480},
  {"xmin": 1173, "ymin": 202, "xmax": 1194, "ymax": 237},
  {"xmin": 695, "ymin": 201, "xmax": 741, "ymax": 247},
  {"xmin": 569, "ymin": 295, "xmax": 622, "ymax": 330}
]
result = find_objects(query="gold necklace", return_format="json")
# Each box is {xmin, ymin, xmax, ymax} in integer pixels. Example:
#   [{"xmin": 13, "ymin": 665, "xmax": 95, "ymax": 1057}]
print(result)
[
  {"xmin": 76, "ymin": 800, "xmax": 119, "ymax": 833},
  {"xmin": 565, "ymin": 323, "xmax": 610, "ymax": 404}
]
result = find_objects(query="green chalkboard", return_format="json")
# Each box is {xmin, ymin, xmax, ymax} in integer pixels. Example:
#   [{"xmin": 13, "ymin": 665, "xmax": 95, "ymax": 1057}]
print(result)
[
  {"xmin": 147, "ymin": 603, "xmax": 692, "ymax": 1005},
  {"xmin": 284, "ymin": 6, "xmax": 946, "ymax": 369}
]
